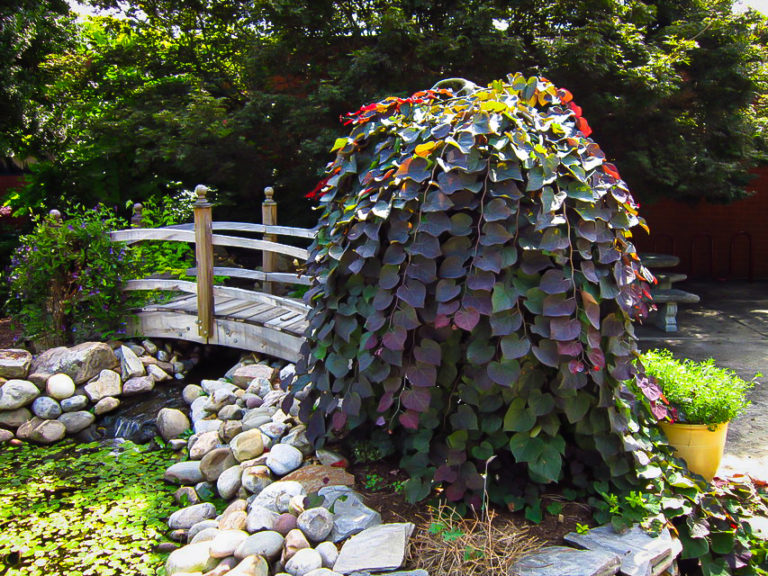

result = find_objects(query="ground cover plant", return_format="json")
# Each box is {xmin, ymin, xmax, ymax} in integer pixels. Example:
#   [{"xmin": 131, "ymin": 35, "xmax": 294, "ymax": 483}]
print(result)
[
  {"xmin": 0, "ymin": 440, "xmax": 177, "ymax": 576},
  {"xmin": 292, "ymin": 73, "xmax": 657, "ymax": 511}
]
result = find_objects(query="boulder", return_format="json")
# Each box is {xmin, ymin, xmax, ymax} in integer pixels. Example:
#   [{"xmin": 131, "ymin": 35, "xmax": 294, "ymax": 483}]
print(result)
[
  {"xmin": 0, "ymin": 407, "xmax": 32, "ymax": 429},
  {"xmin": 318, "ymin": 486, "xmax": 381, "ymax": 542},
  {"xmin": 46, "ymin": 373, "xmax": 75, "ymax": 400},
  {"xmin": 282, "ymin": 466, "xmax": 354, "ymax": 495},
  {"xmin": 30, "ymin": 342, "xmax": 117, "ymax": 385},
  {"xmin": 16, "ymin": 416, "xmax": 66, "ymax": 444},
  {"xmin": 0, "ymin": 379, "xmax": 40, "ymax": 410},
  {"xmin": 116, "ymin": 345, "xmax": 146, "ymax": 380},
  {"xmin": 123, "ymin": 375, "xmax": 155, "ymax": 396},
  {"xmin": 232, "ymin": 364, "xmax": 275, "ymax": 388},
  {"xmin": 84, "ymin": 369, "xmax": 122, "ymax": 402},
  {"xmin": 157, "ymin": 408, "xmax": 191, "ymax": 441},
  {"xmin": 332, "ymin": 523, "xmax": 414, "ymax": 574},
  {"xmin": 0, "ymin": 349, "xmax": 32, "ymax": 379},
  {"xmin": 241, "ymin": 465, "xmax": 273, "ymax": 495},
  {"xmin": 31, "ymin": 396, "xmax": 62, "ymax": 419},
  {"xmin": 58, "ymin": 411, "xmax": 95, "ymax": 434}
]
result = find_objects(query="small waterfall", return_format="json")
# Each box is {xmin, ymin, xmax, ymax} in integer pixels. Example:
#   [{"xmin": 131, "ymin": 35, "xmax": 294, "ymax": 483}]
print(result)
[{"xmin": 113, "ymin": 417, "xmax": 140, "ymax": 440}]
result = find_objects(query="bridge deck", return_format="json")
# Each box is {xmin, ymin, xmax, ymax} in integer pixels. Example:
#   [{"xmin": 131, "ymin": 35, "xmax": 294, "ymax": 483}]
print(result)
[{"xmin": 129, "ymin": 294, "xmax": 309, "ymax": 361}]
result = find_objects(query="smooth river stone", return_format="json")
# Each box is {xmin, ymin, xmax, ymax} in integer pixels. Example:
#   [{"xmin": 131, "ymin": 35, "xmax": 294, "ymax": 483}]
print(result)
[
  {"xmin": 0, "ymin": 379, "xmax": 40, "ymax": 410},
  {"xmin": 164, "ymin": 541, "xmax": 219, "ymax": 576},
  {"xmin": 156, "ymin": 407, "xmax": 191, "ymax": 441},
  {"xmin": 230, "ymin": 429, "xmax": 265, "ymax": 462},
  {"xmin": 168, "ymin": 503, "xmax": 217, "ymax": 530},
  {"xmin": 265, "ymin": 444, "xmax": 303, "ymax": 476},
  {"xmin": 165, "ymin": 461, "xmax": 205, "ymax": 485},
  {"xmin": 57, "ymin": 411, "xmax": 95, "ymax": 434},
  {"xmin": 31, "ymin": 396, "xmax": 62, "ymax": 420},
  {"xmin": 235, "ymin": 530, "xmax": 284, "ymax": 561},
  {"xmin": 200, "ymin": 447, "xmax": 237, "ymax": 482},
  {"xmin": 46, "ymin": 373, "xmax": 75, "ymax": 400},
  {"xmin": 0, "ymin": 407, "xmax": 32, "ymax": 428},
  {"xmin": 60, "ymin": 394, "xmax": 88, "ymax": 412},
  {"xmin": 84, "ymin": 369, "xmax": 122, "ymax": 402},
  {"xmin": 210, "ymin": 529, "xmax": 249, "ymax": 558}
]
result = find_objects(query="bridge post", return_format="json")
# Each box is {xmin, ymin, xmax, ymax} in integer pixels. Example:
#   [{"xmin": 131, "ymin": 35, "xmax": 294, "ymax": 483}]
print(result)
[
  {"xmin": 262, "ymin": 186, "xmax": 277, "ymax": 294},
  {"xmin": 131, "ymin": 203, "xmax": 144, "ymax": 227},
  {"xmin": 193, "ymin": 185, "xmax": 214, "ymax": 341}
]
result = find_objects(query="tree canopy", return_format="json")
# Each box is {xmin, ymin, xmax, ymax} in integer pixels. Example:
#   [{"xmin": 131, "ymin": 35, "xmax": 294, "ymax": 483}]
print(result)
[{"xmin": 3, "ymin": 0, "xmax": 767, "ymax": 221}]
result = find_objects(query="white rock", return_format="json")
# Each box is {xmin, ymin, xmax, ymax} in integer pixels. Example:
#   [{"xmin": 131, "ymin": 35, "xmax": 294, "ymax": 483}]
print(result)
[
  {"xmin": 250, "ymin": 481, "xmax": 305, "ymax": 513},
  {"xmin": 164, "ymin": 541, "xmax": 218, "ymax": 575},
  {"xmin": 228, "ymin": 554, "xmax": 269, "ymax": 576},
  {"xmin": 245, "ymin": 505, "xmax": 278, "ymax": 533},
  {"xmin": 235, "ymin": 530, "xmax": 284, "ymax": 561},
  {"xmin": 190, "ymin": 527, "xmax": 220, "ymax": 544},
  {"xmin": 217, "ymin": 465, "xmax": 243, "ymax": 500},
  {"xmin": 94, "ymin": 396, "xmax": 120, "ymax": 414},
  {"xmin": 46, "ymin": 373, "xmax": 75, "ymax": 400},
  {"xmin": 117, "ymin": 345, "xmax": 145, "ymax": 380},
  {"xmin": 297, "ymin": 508, "xmax": 334, "ymax": 543},
  {"xmin": 210, "ymin": 529, "xmax": 249, "ymax": 558},
  {"xmin": 165, "ymin": 461, "xmax": 205, "ymax": 485},
  {"xmin": 168, "ymin": 503, "xmax": 217, "ymax": 530},
  {"xmin": 188, "ymin": 519, "xmax": 219, "ymax": 542},
  {"xmin": 122, "ymin": 375, "xmax": 155, "ymax": 395},
  {"xmin": 241, "ymin": 465, "xmax": 273, "ymax": 495},
  {"xmin": 286, "ymin": 548, "xmax": 323, "ymax": 576},
  {"xmin": 315, "ymin": 542, "xmax": 338, "ymax": 569},
  {"xmin": 333, "ymin": 523, "xmax": 414, "ymax": 574},
  {"xmin": 230, "ymin": 429, "xmax": 265, "ymax": 462},
  {"xmin": 157, "ymin": 408, "xmax": 191, "ymax": 441},
  {"xmin": 189, "ymin": 430, "xmax": 221, "ymax": 460},
  {"xmin": 147, "ymin": 363, "xmax": 171, "ymax": 382},
  {"xmin": 0, "ymin": 379, "xmax": 40, "ymax": 410},
  {"xmin": 84, "ymin": 369, "xmax": 122, "ymax": 402},
  {"xmin": 30, "ymin": 342, "xmax": 117, "ymax": 385},
  {"xmin": 266, "ymin": 444, "xmax": 303, "ymax": 476},
  {"xmin": 183, "ymin": 384, "xmax": 205, "ymax": 404},
  {"xmin": 0, "ymin": 349, "xmax": 32, "ymax": 379},
  {"xmin": 194, "ymin": 418, "xmax": 223, "ymax": 435}
]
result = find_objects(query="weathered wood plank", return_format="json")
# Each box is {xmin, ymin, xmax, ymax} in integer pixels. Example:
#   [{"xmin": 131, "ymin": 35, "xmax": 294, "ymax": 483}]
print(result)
[
  {"xmin": 125, "ymin": 278, "xmax": 198, "ymax": 294},
  {"xmin": 194, "ymin": 186, "xmax": 215, "ymax": 339},
  {"xmin": 165, "ymin": 221, "xmax": 315, "ymax": 239},
  {"xmin": 127, "ymin": 311, "xmax": 305, "ymax": 361},
  {"xmin": 110, "ymin": 228, "xmax": 309, "ymax": 260},
  {"xmin": 186, "ymin": 266, "xmax": 312, "ymax": 286}
]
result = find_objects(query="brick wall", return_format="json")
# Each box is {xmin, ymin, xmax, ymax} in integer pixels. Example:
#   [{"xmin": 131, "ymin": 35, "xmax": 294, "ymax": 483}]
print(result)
[{"xmin": 634, "ymin": 167, "xmax": 768, "ymax": 280}]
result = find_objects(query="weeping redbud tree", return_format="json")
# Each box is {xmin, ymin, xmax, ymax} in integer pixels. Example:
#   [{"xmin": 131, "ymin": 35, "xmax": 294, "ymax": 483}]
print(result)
[{"xmin": 289, "ymin": 74, "xmax": 656, "ymax": 509}]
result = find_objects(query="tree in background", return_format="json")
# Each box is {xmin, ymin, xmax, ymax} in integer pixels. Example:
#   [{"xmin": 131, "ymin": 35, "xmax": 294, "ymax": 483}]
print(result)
[{"xmin": 3, "ymin": 0, "xmax": 767, "ymax": 224}]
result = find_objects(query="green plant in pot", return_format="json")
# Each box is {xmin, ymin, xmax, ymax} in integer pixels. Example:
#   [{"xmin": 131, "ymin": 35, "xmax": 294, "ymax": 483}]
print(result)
[{"xmin": 638, "ymin": 349, "xmax": 756, "ymax": 481}]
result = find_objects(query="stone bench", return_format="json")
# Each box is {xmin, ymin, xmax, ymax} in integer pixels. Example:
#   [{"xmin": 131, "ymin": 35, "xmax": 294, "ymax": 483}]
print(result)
[{"xmin": 650, "ymin": 288, "xmax": 700, "ymax": 332}]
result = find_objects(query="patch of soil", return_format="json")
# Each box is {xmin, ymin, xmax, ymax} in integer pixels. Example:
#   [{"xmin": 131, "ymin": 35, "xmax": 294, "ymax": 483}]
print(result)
[{"xmin": 0, "ymin": 317, "xmax": 22, "ymax": 349}]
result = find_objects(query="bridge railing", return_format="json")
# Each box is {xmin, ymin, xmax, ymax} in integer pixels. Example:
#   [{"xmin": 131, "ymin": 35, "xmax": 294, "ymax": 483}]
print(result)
[{"xmin": 109, "ymin": 185, "xmax": 314, "ymax": 341}]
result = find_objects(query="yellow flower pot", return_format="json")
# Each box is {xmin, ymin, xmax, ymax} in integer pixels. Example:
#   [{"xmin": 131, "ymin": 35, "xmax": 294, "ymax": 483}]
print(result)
[{"xmin": 659, "ymin": 422, "xmax": 729, "ymax": 481}]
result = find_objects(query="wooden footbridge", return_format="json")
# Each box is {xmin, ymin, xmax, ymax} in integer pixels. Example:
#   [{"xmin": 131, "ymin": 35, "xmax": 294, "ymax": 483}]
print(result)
[{"xmin": 109, "ymin": 186, "xmax": 314, "ymax": 361}]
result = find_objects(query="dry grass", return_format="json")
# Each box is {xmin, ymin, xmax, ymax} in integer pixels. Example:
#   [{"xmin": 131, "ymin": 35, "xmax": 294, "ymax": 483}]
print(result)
[{"xmin": 407, "ymin": 503, "xmax": 544, "ymax": 576}]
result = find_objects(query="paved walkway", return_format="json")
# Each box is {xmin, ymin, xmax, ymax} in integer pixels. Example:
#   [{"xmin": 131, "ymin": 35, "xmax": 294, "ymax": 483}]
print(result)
[{"xmin": 636, "ymin": 281, "xmax": 768, "ymax": 480}]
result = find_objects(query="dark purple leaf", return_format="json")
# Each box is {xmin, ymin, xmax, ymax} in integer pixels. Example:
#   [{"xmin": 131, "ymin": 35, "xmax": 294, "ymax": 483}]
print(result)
[
  {"xmin": 355, "ymin": 238, "xmax": 379, "ymax": 258},
  {"xmin": 387, "ymin": 218, "xmax": 409, "ymax": 243},
  {"xmin": 500, "ymin": 334, "xmax": 530, "ymax": 359},
  {"xmin": 420, "ymin": 212, "xmax": 452, "ymax": 236},
  {"xmin": 557, "ymin": 340, "xmax": 583, "ymax": 357},
  {"xmin": 439, "ymin": 255, "xmax": 467, "ymax": 279},
  {"xmin": 587, "ymin": 326, "xmax": 601, "ymax": 348},
  {"xmin": 450, "ymin": 212, "xmax": 474, "ymax": 236},
  {"xmin": 480, "ymin": 222, "xmax": 513, "ymax": 246},
  {"xmin": 520, "ymin": 252, "xmax": 552, "ymax": 274},
  {"xmin": 334, "ymin": 314, "xmax": 357, "ymax": 342},
  {"xmin": 382, "ymin": 376, "xmax": 402, "ymax": 393},
  {"xmin": 540, "ymin": 270, "xmax": 571, "ymax": 294},
  {"xmin": 423, "ymin": 190, "xmax": 454, "ymax": 212},
  {"xmin": 474, "ymin": 251, "xmax": 502, "ymax": 273},
  {"xmin": 406, "ymin": 255, "xmax": 436, "ymax": 283},
  {"xmin": 441, "ymin": 236, "xmax": 472, "ymax": 256},
  {"xmin": 325, "ymin": 353, "xmax": 350, "ymax": 378},
  {"xmin": 581, "ymin": 290, "xmax": 601, "ymax": 329},
  {"xmin": 379, "ymin": 265, "xmax": 401, "ymax": 290},
  {"xmin": 409, "ymin": 234, "xmax": 442, "ymax": 258},
  {"xmin": 539, "ymin": 227, "xmax": 570, "ymax": 251},
  {"xmin": 397, "ymin": 279, "xmax": 426, "ymax": 308},
  {"xmin": 306, "ymin": 413, "xmax": 325, "ymax": 443},
  {"xmin": 343, "ymin": 392, "xmax": 361, "ymax": 416},
  {"xmin": 401, "ymin": 388, "xmax": 431, "ymax": 412},
  {"xmin": 582, "ymin": 260, "xmax": 599, "ymax": 283},
  {"xmin": 490, "ymin": 309, "xmax": 523, "ymax": 336},
  {"xmin": 532, "ymin": 339, "xmax": 560, "ymax": 367},
  {"xmin": 467, "ymin": 270, "xmax": 496, "ymax": 291},
  {"xmin": 530, "ymin": 316, "xmax": 550, "ymax": 338},
  {"xmin": 598, "ymin": 243, "xmax": 620, "ymax": 264},
  {"xmin": 488, "ymin": 359, "xmax": 521, "ymax": 387},
  {"xmin": 414, "ymin": 338, "xmax": 442, "ymax": 366},
  {"xmin": 438, "ymin": 171, "xmax": 482, "ymax": 195},
  {"xmin": 454, "ymin": 308, "xmax": 480, "ymax": 331},
  {"xmin": 406, "ymin": 363, "xmax": 437, "ymax": 387},
  {"xmin": 365, "ymin": 312, "xmax": 386, "ymax": 332},
  {"xmin": 434, "ymin": 464, "xmax": 458, "ymax": 483},
  {"xmin": 436, "ymin": 279, "xmax": 461, "ymax": 302},
  {"xmin": 437, "ymin": 300, "xmax": 460, "ymax": 315},
  {"xmin": 483, "ymin": 198, "xmax": 513, "ymax": 222},
  {"xmin": 373, "ymin": 289, "xmax": 394, "ymax": 311},
  {"xmin": 550, "ymin": 317, "xmax": 582, "ymax": 341},
  {"xmin": 393, "ymin": 304, "xmax": 420, "ymax": 330},
  {"xmin": 431, "ymin": 123, "xmax": 451, "ymax": 139},
  {"xmin": 587, "ymin": 347, "xmax": 605, "ymax": 371},
  {"xmin": 543, "ymin": 295, "xmax": 577, "ymax": 317},
  {"xmin": 383, "ymin": 245, "xmax": 406, "ymax": 266},
  {"xmin": 463, "ymin": 291, "xmax": 492, "ymax": 315},
  {"xmin": 435, "ymin": 314, "xmax": 451, "ymax": 328},
  {"xmin": 467, "ymin": 339, "xmax": 495, "ymax": 364},
  {"xmin": 489, "ymin": 180, "xmax": 523, "ymax": 200},
  {"xmin": 576, "ymin": 221, "xmax": 597, "ymax": 242},
  {"xmin": 382, "ymin": 326, "xmax": 407, "ymax": 350},
  {"xmin": 377, "ymin": 391, "xmax": 394, "ymax": 412},
  {"xmin": 399, "ymin": 410, "xmax": 420, "ymax": 430}
]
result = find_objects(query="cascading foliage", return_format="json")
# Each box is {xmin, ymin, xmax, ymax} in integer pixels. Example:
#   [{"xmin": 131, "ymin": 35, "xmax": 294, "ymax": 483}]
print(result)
[{"xmin": 290, "ymin": 73, "xmax": 656, "ymax": 507}]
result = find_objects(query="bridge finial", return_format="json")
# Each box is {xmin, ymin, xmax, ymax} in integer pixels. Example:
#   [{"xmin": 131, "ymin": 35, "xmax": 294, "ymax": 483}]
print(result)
[
  {"xmin": 194, "ymin": 185, "xmax": 211, "ymax": 207},
  {"xmin": 131, "ymin": 203, "xmax": 144, "ymax": 227},
  {"xmin": 48, "ymin": 209, "xmax": 63, "ymax": 227},
  {"xmin": 264, "ymin": 186, "xmax": 276, "ymax": 205}
]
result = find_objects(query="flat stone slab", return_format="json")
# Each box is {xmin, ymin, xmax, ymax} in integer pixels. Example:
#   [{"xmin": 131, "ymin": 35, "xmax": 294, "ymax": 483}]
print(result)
[
  {"xmin": 564, "ymin": 525, "xmax": 679, "ymax": 576},
  {"xmin": 333, "ymin": 523, "xmax": 414, "ymax": 574},
  {"xmin": 509, "ymin": 545, "xmax": 621, "ymax": 576},
  {"xmin": 281, "ymin": 465, "xmax": 355, "ymax": 494}
]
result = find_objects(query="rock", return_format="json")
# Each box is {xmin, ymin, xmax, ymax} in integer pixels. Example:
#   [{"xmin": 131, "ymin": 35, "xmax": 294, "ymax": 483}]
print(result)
[
  {"xmin": 333, "ymin": 523, "xmax": 414, "ymax": 574},
  {"xmin": 250, "ymin": 481, "xmax": 305, "ymax": 513},
  {"xmin": 168, "ymin": 438, "xmax": 187, "ymax": 451},
  {"xmin": 201, "ymin": 447, "xmax": 238, "ymax": 482},
  {"xmin": 231, "ymin": 430, "xmax": 265, "ymax": 462},
  {"xmin": 116, "ymin": 345, "xmax": 146, "ymax": 380},
  {"xmin": 297, "ymin": 508, "xmax": 334, "ymax": 543},
  {"xmin": 204, "ymin": 556, "xmax": 238, "ymax": 576},
  {"xmin": 274, "ymin": 512, "xmax": 297, "ymax": 535},
  {"xmin": 46, "ymin": 373, "xmax": 75, "ymax": 400},
  {"xmin": 281, "ymin": 426, "xmax": 312, "ymax": 456},
  {"xmin": 266, "ymin": 444, "xmax": 303, "ymax": 476},
  {"xmin": 94, "ymin": 396, "xmax": 120, "ymax": 414},
  {"xmin": 202, "ymin": 379, "xmax": 240, "ymax": 396},
  {"xmin": 315, "ymin": 450, "xmax": 349, "ymax": 469},
  {"xmin": 189, "ymin": 520, "xmax": 220, "ymax": 542},
  {"xmin": 175, "ymin": 486, "xmax": 201, "ymax": 506},
  {"xmin": 235, "ymin": 530, "xmax": 285, "ymax": 561},
  {"xmin": 261, "ymin": 389, "xmax": 286, "ymax": 408},
  {"xmin": 84, "ymin": 369, "xmax": 122, "ymax": 402},
  {"xmin": 32, "ymin": 342, "xmax": 117, "ymax": 385},
  {"xmin": 183, "ymin": 384, "xmax": 205, "ymax": 404},
  {"xmin": 168, "ymin": 529, "xmax": 188, "ymax": 542},
  {"xmin": 0, "ymin": 349, "xmax": 32, "ymax": 379},
  {"xmin": 146, "ymin": 363, "xmax": 171, "ymax": 382},
  {"xmin": 228, "ymin": 555, "xmax": 269, "ymax": 576},
  {"xmin": 242, "ymin": 414, "xmax": 273, "ymax": 432},
  {"xmin": 126, "ymin": 342, "xmax": 146, "ymax": 357},
  {"xmin": 219, "ymin": 404, "xmax": 244, "ymax": 420},
  {"xmin": 0, "ymin": 429, "xmax": 14, "ymax": 443},
  {"xmin": 195, "ymin": 419, "xmax": 223, "ymax": 435},
  {"xmin": 318, "ymin": 487, "xmax": 381, "ymax": 542},
  {"xmin": 60, "ymin": 394, "xmax": 88, "ymax": 412},
  {"xmin": 232, "ymin": 364, "xmax": 275, "ymax": 388},
  {"xmin": 165, "ymin": 541, "xmax": 219, "ymax": 576},
  {"xmin": 509, "ymin": 546, "xmax": 621, "ymax": 576},
  {"xmin": 190, "ymin": 430, "xmax": 221, "ymax": 460},
  {"xmin": 279, "ymin": 364, "xmax": 296, "ymax": 386},
  {"xmin": 157, "ymin": 408, "xmax": 191, "ymax": 441},
  {"xmin": 31, "ymin": 396, "xmax": 62, "ymax": 419},
  {"xmin": 210, "ymin": 529, "xmax": 249, "ymax": 558},
  {"xmin": 0, "ymin": 407, "xmax": 32, "ymax": 428},
  {"xmin": 123, "ymin": 375, "xmax": 155, "ymax": 395},
  {"xmin": 16, "ymin": 416, "xmax": 66, "ymax": 444},
  {"xmin": 57, "ymin": 411, "xmax": 95, "ymax": 434},
  {"xmin": 286, "ymin": 548, "xmax": 323, "ymax": 576},
  {"xmin": 245, "ymin": 505, "xmax": 279, "ymax": 533},
  {"xmin": 157, "ymin": 350, "xmax": 170, "ymax": 362},
  {"xmin": 220, "ymin": 420, "xmax": 244, "ymax": 442},
  {"xmin": 283, "ymin": 528, "xmax": 311, "ymax": 561},
  {"xmin": 282, "ymin": 466, "xmax": 355, "ymax": 495},
  {"xmin": 288, "ymin": 495, "xmax": 306, "ymax": 516},
  {"xmin": 165, "ymin": 461, "xmax": 205, "ymax": 485},
  {"xmin": 244, "ymin": 395, "xmax": 263, "ymax": 409},
  {"xmin": 304, "ymin": 570, "xmax": 343, "ymax": 576},
  {"xmin": 217, "ymin": 465, "xmax": 243, "ymax": 500},
  {"xmin": 220, "ymin": 511, "xmax": 248, "ymax": 531},
  {"xmin": 191, "ymin": 527, "xmax": 221, "ymax": 544},
  {"xmin": 168, "ymin": 503, "xmax": 217, "ymax": 530},
  {"xmin": 242, "ymin": 465, "xmax": 273, "ymax": 495},
  {"xmin": 564, "ymin": 524, "xmax": 681, "ymax": 576},
  {"xmin": 246, "ymin": 377, "xmax": 272, "ymax": 398},
  {"xmin": 142, "ymin": 339, "xmax": 158, "ymax": 355},
  {"xmin": 259, "ymin": 421, "xmax": 288, "ymax": 440},
  {"xmin": 0, "ymin": 379, "xmax": 40, "ymax": 410},
  {"xmin": 210, "ymin": 388, "xmax": 238, "ymax": 411},
  {"xmin": 315, "ymin": 542, "xmax": 338, "ymax": 569}
]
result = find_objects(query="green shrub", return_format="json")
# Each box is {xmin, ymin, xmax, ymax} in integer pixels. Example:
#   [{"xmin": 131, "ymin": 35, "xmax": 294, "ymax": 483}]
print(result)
[
  {"xmin": 291, "ymin": 74, "xmax": 656, "ymax": 508},
  {"xmin": 5, "ymin": 205, "xmax": 138, "ymax": 348},
  {"xmin": 640, "ymin": 349, "xmax": 755, "ymax": 424}
]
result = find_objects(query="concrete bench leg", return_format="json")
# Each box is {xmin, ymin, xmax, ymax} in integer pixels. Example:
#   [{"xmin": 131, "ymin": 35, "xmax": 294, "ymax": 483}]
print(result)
[{"xmin": 655, "ymin": 302, "xmax": 678, "ymax": 332}]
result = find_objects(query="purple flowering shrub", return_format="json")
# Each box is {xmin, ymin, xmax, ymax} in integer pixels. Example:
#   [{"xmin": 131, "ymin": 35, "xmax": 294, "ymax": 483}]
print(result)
[{"xmin": 5, "ymin": 205, "xmax": 139, "ymax": 347}]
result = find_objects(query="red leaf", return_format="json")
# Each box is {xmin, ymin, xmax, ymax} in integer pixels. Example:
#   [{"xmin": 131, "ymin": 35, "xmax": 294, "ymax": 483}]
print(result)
[
  {"xmin": 398, "ymin": 410, "xmax": 420, "ymax": 430},
  {"xmin": 402, "ymin": 388, "xmax": 432, "ymax": 412},
  {"xmin": 603, "ymin": 163, "xmax": 621, "ymax": 180},
  {"xmin": 577, "ymin": 117, "xmax": 592, "ymax": 137},
  {"xmin": 567, "ymin": 101, "xmax": 582, "ymax": 117},
  {"xmin": 558, "ymin": 88, "xmax": 574, "ymax": 103},
  {"xmin": 454, "ymin": 308, "xmax": 480, "ymax": 331}
]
